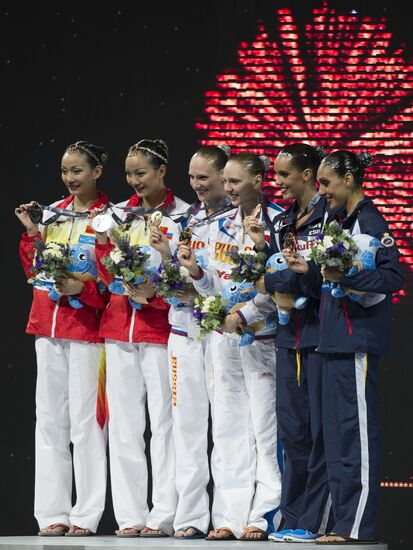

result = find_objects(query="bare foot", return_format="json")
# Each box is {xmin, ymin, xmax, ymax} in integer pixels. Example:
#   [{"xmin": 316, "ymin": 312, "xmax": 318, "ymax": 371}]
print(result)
[
  {"xmin": 38, "ymin": 523, "xmax": 69, "ymax": 535},
  {"xmin": 141, "ymin": 527, "xmax": 168, "ymax": 537},
  {"xmin": 66, "ymin": 525, "xmax": 92, "ymax": 536},
  {"xmin": 116, "ymin": 528, "xmax": 140, "ymax": 536},
  {"xmin": 207, "ymin": 527, "xmax": 235, "ymax": 540},
  {"xmin": 240, "ymin": 527, "xmax": 267, "ymax": 541},
  {"xmin": 316, "ymin": 533, "xmax": 347, "ymax": 543}
]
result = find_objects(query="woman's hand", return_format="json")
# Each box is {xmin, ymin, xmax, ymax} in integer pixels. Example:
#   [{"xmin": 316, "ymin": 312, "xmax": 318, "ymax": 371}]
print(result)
[
  {"xmin": 149, "ymin": 227, "xmax": 172, "ymax": 260},
  {"xmin": 321, "ymin": 266, "xmax": 343, "ymax": 283},
  {"xmin": 55, "ymin": 274, "xmax": 85, "ymax": 296},
  {"xmin": 222, "ymin": 312, "xmax": 243, "ymax": 333},
  {"xmin": 88, "ymin": 207, "xmax": 109, "ymax": 244},
  {"xmin": 254, "ymin": 275, "xmax": 267, "ymax": 294},
  {"xmin": 174, "ymin": 287, "xmax": 198, "ymax": 306},
  {"xmin": 124, "ymin": 278, "xmax": 156, "ymax": 300},
  {"xmin": 15, "ymin": 201, "xmax": 39, "ymax": 236},
  {"xmin": 177, "ymin": 244, "xmax": 201, "ymax": 278},
  {"xmin": 283, "ymin": 249, "xmax": 309, "ymax": 274},
  {"xmin": 243, "ymin": 204, "xmax": 266, "ymax": 251}
]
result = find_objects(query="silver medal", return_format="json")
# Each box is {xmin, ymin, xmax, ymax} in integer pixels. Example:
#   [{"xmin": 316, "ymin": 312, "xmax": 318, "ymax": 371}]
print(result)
[{"xmin": 92, "ymin": 213, "xmax": 113, "ymax": 233}]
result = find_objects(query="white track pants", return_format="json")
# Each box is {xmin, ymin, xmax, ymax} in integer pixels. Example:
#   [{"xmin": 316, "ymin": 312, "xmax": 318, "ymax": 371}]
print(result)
[
  {"xmin": 240, "ymin": 340, "xmax": 282, "ymax": 532},
  {"xmin": 34, "ymin": 336, "xmax": 107, "ymax": 532},
  {"xmin": 168, "ymin": 332, "xmax": 211, "ymax": 534},
  {"xmin": 209, "ymin": 332, "xmax": 281, "ymax": 538},
  {"xmin": 105, "ymin": 339, "xmax": 176, "ymax": 534}
]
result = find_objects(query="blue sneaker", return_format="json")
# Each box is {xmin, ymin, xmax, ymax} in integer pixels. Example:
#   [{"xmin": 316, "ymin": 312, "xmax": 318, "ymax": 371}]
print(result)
[
  {"xmin": 268, "ymin": 529, "xmax": 295, "ymax": 542},
  {"xmin": 283, "ymin": 529, "xmax": 319, "ymax": 543}
]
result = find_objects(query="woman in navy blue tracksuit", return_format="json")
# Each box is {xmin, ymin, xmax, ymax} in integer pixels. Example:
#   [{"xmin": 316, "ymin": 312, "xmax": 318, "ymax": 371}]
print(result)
[
  {"xmin": 285, "ymin": 150, "xmax": 403, "ymax": 544},
  {"xmin": 247, "ymin": 143, "xmax": 333, "ymax": 543}
]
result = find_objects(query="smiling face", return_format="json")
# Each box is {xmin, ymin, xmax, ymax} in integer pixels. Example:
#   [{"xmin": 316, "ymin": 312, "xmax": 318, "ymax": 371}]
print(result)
[
  {"xmin": 61, "ymin": 152, "xmax": 101, "ymax": 198},
  {"xmin": 189, "ymin": 154, "xmax": 226, "ymax": 205},
  {"xmin": 223, "ymin": 159, "xmax": 261, "ymax": 209},
  {"xmin": 125, "ymin": 151, "xmax": 166, "ymax": 200},
  {"xmin": 317, "ymin": 162, "xmax": 351, "ymax": 209},
  {"xmin": 274, "ymin": 154, "xmax": 312, "ymax": 201}
]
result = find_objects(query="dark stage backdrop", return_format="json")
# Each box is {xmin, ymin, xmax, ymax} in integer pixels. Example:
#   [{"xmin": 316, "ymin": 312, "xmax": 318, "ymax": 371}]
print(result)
[{"xmin": 1, "ymin": 1, "xmax": 412, "ymax": 548}]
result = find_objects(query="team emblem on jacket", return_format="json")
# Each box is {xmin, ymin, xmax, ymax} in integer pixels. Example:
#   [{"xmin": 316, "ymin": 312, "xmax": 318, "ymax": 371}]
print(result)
[{"xmin": 381, "ymin": 232, "xmax": 395, "ymax": 247}]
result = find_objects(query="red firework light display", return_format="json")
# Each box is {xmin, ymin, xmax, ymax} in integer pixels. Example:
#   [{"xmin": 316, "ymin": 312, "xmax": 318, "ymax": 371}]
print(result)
[{"xmin": 196, "ymin": 4, "xmax": 413, "ymax": 301}]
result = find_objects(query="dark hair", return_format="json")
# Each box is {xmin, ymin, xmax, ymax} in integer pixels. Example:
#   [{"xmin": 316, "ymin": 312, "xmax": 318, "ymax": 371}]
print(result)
[
  {"xmin": 321, "ymin": 150, "xmax": 373, "ymax": 187},
  {"xmin": 194, "ymin": 144, "xmax": 231, "ymax": 171},
  {"xmin": 65, "ymin": 140, "xmax": 109, "ymax": 167},
  {"xmin": 127, "ymin": 138, "xmax": 169, "ymax": 169},
  {"xmin": 228, "ymin": 152, "xmax": 271, "ymax": 179},
  {"xmin": 277, "ymin": 143, "xmax": 326, "ymax": 179}
]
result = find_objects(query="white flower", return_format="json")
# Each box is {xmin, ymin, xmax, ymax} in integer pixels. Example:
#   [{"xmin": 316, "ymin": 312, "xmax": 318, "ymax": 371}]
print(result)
[
  {"xmin": 43, "ymin": 243, "xmax": 64, "ymax": 259},
  {"xmin": 179, "ymin": 266, "xmax": 190, "ymax": 278},
  {"xmin": 342, "ymin": 241, "xmax": 350, "ymax": 249},
  {"xmin": 323, "ymin": 236, "xmax": 334, "ymax": 248},
  {"xmin": 110, "ymin": 248, "xmax": 124, "ymax": 263}
]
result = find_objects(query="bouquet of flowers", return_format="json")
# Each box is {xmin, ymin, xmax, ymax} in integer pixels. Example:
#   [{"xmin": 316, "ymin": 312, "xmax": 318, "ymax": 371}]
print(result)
[
  {"xmin": 30, "ymin": 239, "xmax": 72, "ymax": 281},
  {"xmin": 193, "ymin": 294, "xmax": 228, "ymax": 339},
  {"xmin": 151, "ymin": 255, "xmax": 193, "ymax": 305},
  {"xmin": 228, "ymin": 248, "xmax": 268, "ymax": 283},
  {"xmin": 101, "ymin": 236, "xmax": 150, "ymax": 283},
  {"xmin": 309, "ymin": 221, "xmax": 358, "ymax": 271}
]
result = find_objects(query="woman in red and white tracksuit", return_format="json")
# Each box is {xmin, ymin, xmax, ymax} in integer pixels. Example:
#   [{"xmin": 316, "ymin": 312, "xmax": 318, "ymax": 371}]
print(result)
[
  {"xmin": 15, "ymin": 141, "xmax": 109, "ymax": 537},
  {"xmin": 94, "ymin": 139, "xmax": 188, "ymax": 538},
  {"xmin": 179, "ymin": 152, "xmax": 284, "ymax": 541}
]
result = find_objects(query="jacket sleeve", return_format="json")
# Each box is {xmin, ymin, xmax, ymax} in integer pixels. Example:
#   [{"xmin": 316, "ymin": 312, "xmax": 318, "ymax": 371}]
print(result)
[
  {"xmin": 297, "ymin": 260, "xmax": 323, "ymax": 299},
  {"xmin": 19, "ymin": 231, "xmax": 42, "ymax": 279},
  {"xmin": 340, "ymin": 234, "xmax": 404, "ymax": 294},
  {"xmin": 95, "ymin": 242, "xmax": 115, "ymax": 287},
  {"xmin": 236, "ymin": 293, "xmax": 277, "ymax": 326}
]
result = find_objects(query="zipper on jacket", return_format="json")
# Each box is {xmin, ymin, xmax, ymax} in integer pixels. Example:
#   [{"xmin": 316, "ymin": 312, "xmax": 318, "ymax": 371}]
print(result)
[
  {"xmin": 51, "ymin": 302, "xmax": 59, "ymax": 338},
  {"xmin": 129, "ymin": 308, "xmax": 136, "ymax": 343}
]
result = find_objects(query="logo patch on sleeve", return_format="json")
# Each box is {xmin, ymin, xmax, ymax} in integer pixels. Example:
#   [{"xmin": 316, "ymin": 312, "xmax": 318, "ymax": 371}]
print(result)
[{"xmin": 381, "ymin": 232, "xmax": 395, "ymax": 247}]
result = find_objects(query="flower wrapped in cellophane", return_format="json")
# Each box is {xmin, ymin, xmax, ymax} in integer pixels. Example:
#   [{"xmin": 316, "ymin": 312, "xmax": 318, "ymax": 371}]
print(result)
[
  {"xmin": 228, "ymin": 247, "xmax": 268, "ymax": 283},
  {"xmin": 309, "ymin": 221, "xmax": 358, "ymax": 272},
  {"xmin": 151, "ymin": 255, "xmax": 193, "ymax": 306},
  {"xmin": 193, "ymin": 295, "xmax": 228, "ymax": 339}
]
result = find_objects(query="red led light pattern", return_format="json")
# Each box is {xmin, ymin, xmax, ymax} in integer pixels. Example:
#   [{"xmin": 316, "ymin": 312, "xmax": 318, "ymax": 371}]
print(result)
[{"xmin": 196, "ymin": 4, "xmax": 413, "ymax": 300}]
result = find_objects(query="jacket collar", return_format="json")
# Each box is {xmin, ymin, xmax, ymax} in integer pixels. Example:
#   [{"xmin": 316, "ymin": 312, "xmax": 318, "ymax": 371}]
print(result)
[
  {"xmin": 126, "ymin": 187, "xmax": 175, "ymax": 210},
  {"xmin": 56, "ymin": 191, "xmax": 109, "ymax": 211}
]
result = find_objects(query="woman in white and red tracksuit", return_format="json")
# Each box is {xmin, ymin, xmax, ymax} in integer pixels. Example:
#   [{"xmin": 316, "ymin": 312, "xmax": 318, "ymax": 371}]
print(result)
[
  {"xmin": 15, "ymin": 141, "xmax": 109, "ymax": 537},
  {"xmin": 150, "ymin": 145, "xmax": 230, "ymax": 539},
  {"xmin": 94, "ymin": 139, "xmax": 188, "ymax": 538},
  {"xmin": 179, "ymin": 152, "xmax": 284, "ymax": 541},
  {"xmin": 286, "ymin": 150, "xmax": 403, "ymax": 544}
]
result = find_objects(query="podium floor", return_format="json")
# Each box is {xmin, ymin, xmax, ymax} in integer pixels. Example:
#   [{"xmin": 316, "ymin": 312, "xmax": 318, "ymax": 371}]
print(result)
[{"xmin": 0, "ymin": 536, "xmax": 387, "ymax": 550}]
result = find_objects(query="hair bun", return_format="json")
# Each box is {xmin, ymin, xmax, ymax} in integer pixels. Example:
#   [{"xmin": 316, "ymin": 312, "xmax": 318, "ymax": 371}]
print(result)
[
  {"xmin": 217, "ymin": 143, "xmax": 231, "ymax": 158},
  {"xmin": 314, "ymin": 146, "xmax": 327, "ymax": 159},
  {"xmin": 357, "ymin": 152, "xmax": 373, "ymax": 168},
  {"xmin": 259, "ymin": 155, "xmax": 272, "ymax": 171}
]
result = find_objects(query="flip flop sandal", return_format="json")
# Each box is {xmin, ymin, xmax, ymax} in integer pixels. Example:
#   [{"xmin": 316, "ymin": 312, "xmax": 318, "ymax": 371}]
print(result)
[
  {"xmin": 38, "ymin": 523, "xmax": 69, "ymax": 537},
  {"xmin": 240, "ymin": 528, "xmax": 268, "ymax": 541},
  {"xmin": 316, "ymin": 533, "xmax": 378, "ymax": 545},
  {"xmin": 174, "ymin": 526, "xmax": 206, "ymax": 539},
  {"xmin": 65, "ymin": 525, "xmax": 94, "ymax": 537},
  {"xmin": 116, "ymin": 528, "xmax": 141, "ymax": 537},
  {"xmin": 206, "ymin": 528, "xmax": 237, "ymax": 541},
  {"xmin": 140, "ymin": 529, "xmax": 169, "ymax": 538}
]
